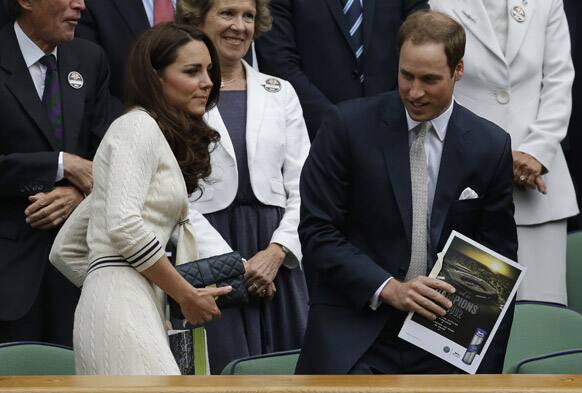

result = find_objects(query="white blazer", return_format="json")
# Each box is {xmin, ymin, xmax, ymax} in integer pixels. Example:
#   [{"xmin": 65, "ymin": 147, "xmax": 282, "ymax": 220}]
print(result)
[
  {"xmin": 188, "ymin": 61, "xmax": 311, "ymax": 268},
  {"xmin": 431, "ymin": 0, "xmax": 578, "ymax": 225}
]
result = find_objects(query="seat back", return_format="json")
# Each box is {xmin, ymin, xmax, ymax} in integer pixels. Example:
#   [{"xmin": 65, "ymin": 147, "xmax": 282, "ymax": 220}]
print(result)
[
  {"xmin": 0, "ymin": 342, "xmax": 75, "ymax": 375},
  {"xmin": 516, "ymin": 349, "xmax": 582, "ymax": 374},
  {"xmin": 503, "ymin": 302, "xmax": 582, "ymax": 373},
  {"xmin": 221, "ymin": 349, "xmax": 300, "ymax": 375},
  {"xmin": 567, "ymin": 231, "xmax": 582, "ymax": 314}
]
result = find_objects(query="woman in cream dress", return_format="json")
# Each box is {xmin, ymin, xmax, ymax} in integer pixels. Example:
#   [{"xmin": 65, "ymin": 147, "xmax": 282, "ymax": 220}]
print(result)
[
  {"xmin": 430, "ymin": 0, "xmax": 578, "ymax": 304},
  {"xmin": 50, "ymin": 23, "xmax": 231, "ymax": 374}
]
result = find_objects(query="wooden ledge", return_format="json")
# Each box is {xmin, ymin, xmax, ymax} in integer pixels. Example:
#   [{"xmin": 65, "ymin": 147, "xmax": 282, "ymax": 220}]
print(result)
[{"xmin": 0, "ymin": 374, "xmax": 581, "ymax": 393}]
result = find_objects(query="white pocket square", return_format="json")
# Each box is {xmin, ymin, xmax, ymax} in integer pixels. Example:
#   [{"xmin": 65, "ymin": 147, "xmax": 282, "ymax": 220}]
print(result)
[{"xmin": 459, "ymin": 187, "xmax": 479, "ymax": 200}]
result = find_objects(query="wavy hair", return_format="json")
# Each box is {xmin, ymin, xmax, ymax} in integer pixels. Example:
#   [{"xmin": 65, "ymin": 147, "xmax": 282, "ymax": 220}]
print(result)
[
  {"xmin": 125, "ymin": 23, "xmax": 221, "ymax": 194},
  {"xmin": 176, "ymin": 0, "xmax": 272, "ymax": 39}
]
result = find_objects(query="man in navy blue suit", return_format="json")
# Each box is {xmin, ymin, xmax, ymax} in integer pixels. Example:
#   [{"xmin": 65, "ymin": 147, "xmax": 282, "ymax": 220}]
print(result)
[
  {"xmin": 297, "ymin": 10, "xmax": 517, "ymax": 375},
  {"xmin": 0, "ymin": 0, "xmax": 8, "ymax": 27},
  {"xmin": 75, "ymin": 0, "xmax": 153, "ymax": 103},
  {"xmin": 256, "ymin": 0, "xmax": 428, "ymax": 140}
]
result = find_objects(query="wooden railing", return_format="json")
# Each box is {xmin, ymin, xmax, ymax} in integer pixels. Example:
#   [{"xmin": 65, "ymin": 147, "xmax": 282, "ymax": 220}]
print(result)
[{"xmin": 0, "ymin": 374, "xmax": 581, "ymax": 393}]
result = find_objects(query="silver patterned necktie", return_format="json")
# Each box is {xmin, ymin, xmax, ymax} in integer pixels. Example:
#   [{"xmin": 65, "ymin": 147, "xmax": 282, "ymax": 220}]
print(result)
[{"xmin": 405, "ymin": 122, "xmax": 430, "ymax": 281}]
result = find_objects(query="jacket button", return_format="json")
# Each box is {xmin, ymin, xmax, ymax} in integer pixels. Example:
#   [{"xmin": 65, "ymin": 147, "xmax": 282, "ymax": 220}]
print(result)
[
  {"xmin": 496, "ymin": 89, "xmax": 510, "ymax": 105},
  {"xmin": 352, "ymin": 70, "xmax": 359, "ymax": 79}
]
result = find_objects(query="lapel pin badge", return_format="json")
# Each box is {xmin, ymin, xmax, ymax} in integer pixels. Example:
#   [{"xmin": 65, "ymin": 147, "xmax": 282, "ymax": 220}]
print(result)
[
  {"xmin": 67, "ymin": 71, "xmax": 84, "ymax": 89},
  {"xmin": 510, "ymin": 5, "xmax": 526, "ymax": 23},
  {"xmin": 263, "ymin": 78, "xmax": 281, "ymax": 93}
]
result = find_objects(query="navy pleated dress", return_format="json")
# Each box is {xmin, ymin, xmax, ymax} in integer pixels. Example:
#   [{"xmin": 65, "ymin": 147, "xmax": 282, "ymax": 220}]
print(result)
[{"xmin": 203, "ymin": 91, "xmax": 308, "ymax": 374}]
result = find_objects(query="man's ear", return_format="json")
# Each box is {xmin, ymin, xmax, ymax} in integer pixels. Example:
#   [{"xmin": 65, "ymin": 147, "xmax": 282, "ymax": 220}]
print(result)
[
  {"xmin": 16, "ymin": 0, "xmax": 33, "ymax": 12},
  {"xmin": 454, "ymin": 58, "xmax": 464, "ymax": 82}
]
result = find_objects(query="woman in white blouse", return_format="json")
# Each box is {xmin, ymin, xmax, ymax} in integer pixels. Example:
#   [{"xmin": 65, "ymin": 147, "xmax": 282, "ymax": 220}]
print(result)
[
  {"xmin": 50, "ymin": 23, "xmax": 231, "ymax": 374},
  {"xmin": 177, "ymin": 0, "xmax": 311, "ymax": 374},
  {"xmin": 430, "ymin": 0, "xmax": 578, "ymax": 304}
]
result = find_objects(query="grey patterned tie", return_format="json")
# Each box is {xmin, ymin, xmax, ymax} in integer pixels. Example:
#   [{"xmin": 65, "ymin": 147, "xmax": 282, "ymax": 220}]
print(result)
[{"xmin": 405, "ymin": 122, "xmax": 430, "ymax": 281}]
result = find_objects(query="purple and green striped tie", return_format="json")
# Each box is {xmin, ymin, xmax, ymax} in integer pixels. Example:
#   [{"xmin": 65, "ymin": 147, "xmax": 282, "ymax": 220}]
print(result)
[{"xmin": 39, "ymin": 55, "xmax": 64, "ymax": 145}]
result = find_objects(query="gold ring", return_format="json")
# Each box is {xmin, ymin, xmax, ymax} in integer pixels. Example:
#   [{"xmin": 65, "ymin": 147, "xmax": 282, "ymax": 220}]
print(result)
[{"xmin": 250, "ymin": 283, "xmax": 257, "ymax": 291}]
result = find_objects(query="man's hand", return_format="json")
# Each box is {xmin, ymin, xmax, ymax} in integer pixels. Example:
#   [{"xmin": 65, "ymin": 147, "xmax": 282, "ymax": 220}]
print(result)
[
  {"xmin": 63, "ymin": 152, "xmax": 93, "ymax": 194},
  {"xmin": 380, "ymin": 276, "xmax": 455, "ymax": 321},
  {"xmin": 25, "ymin": 186, "xmax": 83, "ymax": 229},
  {"xmin": 245, "ymin": 244, "xmax": 286, "ymax": 297},
  {"xmin": 512, "ymin": 151, "xmax": 547, "ymax": 194}
]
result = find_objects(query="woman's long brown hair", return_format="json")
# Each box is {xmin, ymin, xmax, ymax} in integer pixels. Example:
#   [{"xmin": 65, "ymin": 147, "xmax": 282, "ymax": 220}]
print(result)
[{"xmin": 124, "ymin": 23, "xmax": 221, "ymax": 194}]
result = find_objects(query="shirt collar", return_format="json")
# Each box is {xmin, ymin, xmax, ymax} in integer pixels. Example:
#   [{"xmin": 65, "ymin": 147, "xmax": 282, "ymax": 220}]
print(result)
[
  {"xmin": 405, "ymin": 99, "xmax": 455, "ymax": 142},
  {"xmin": 14, "ymin": 21, "xmax": 58, "ymax": 68}
]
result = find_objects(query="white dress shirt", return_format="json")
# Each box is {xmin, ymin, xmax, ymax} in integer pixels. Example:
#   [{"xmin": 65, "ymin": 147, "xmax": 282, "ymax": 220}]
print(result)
[
  {"xmin": 370, "ymin": 100, "xmax": 455, "ymax": 310},
  {"xmin": 14, "ymin": 22, "xmax": 64, "ymax": 182}
]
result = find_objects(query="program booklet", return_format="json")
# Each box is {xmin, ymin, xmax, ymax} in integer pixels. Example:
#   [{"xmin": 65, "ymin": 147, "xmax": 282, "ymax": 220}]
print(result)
[{"xmin": 398, "ymin": 231, "xmax": 525, "ymax": 374}]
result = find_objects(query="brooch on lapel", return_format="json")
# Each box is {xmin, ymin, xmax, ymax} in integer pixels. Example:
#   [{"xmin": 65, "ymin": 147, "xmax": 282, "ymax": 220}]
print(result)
[
  {"xmin": 67, "ymin": 71, "xmax": 84, "ymax": 89},
  {"xmin": 510, "ymin": 0, "xmax": 527, "ymax": 23},
  {"xmin": 263, "ymin": 78, "xmax": 281, "ymax": 93}
]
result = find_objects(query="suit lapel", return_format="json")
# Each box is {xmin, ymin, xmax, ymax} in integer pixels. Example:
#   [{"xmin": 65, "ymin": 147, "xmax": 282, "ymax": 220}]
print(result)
[
  {"xmin": 112, "ymin": 0, "xmax": 150, "ymax": 37},
  {"xmin": 1, "ymin": 29, "xmax": 58, "ymax": 150},
  {"xmin": 452, "ymin": 0, "xmax": 506, "ymax": 63},
  {"xmin": 505, "ymin": 0, "xmax": 536, "ymax": 65},
  {"xmin": 362, "ymin": 0, "xmax": 375, "ymax": 56},
  {"xmin": 430, "ymin": 104, "xmax": 469, "ymax": 254},
  {"xmin": 58, "ymin": 44, "xmax": 85, "ymax": 152},
  {"xmin": 243, "ymin": 62, "xmax": 265, "ymax": 165},
  {"xmin": 324, "ymin": 0, "xmax": 357, "ymax": 54},
  {"xmin": 381, "ymin": 104, "xmax": 412, "ymax": 247}
]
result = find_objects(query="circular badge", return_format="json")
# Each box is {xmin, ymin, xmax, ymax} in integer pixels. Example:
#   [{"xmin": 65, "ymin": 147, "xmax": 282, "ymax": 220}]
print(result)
[
  {"xmin": 264, "ymin": 78, "xmax": 281, "ymax": 93},
  {"xmin": 510, "ymin": 5, "xmax": 526, "ymax": 23},
  {"xmin": 67, "ymin": 71, "xmax": 84, "ymax": 89}
]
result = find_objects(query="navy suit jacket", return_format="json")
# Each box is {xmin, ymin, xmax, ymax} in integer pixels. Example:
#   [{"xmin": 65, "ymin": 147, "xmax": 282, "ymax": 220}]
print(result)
[
  {"xmin": 0, "ymin": 0, "xmax": 10, "ymax": 29},
  {"xmin": 297, "ymin": 91, "xmax": 517, "ymax": 374},
  {"xmin": 0, "ymin": 1, "xmax": 8, "ymax": 29},
  {"xmin": 0, "ymin": 26, "xmax": 114, "ymax": 320},
  {"xmin": 75, "ymin": 0, "xmax": 150, "ymax": 101},
  {"xmin": 255, "ymin": 0, "xmax": 428, "ymax": 139}
]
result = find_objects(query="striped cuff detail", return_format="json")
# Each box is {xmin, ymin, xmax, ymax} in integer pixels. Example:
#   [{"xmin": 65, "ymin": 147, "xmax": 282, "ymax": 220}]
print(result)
[
  {"xmin": 126, "ymin": 237, "xmax": 163, "ymax": 271},
  {"xmin": 88, "ymin": 256, "xmax": 130, "ymax": 275}
]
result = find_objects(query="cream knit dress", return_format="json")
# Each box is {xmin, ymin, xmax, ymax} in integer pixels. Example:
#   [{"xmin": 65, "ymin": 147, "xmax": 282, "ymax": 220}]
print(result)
[{"xmin": 72, "ymin": 109, "xmax": 187, "ymax": 375}]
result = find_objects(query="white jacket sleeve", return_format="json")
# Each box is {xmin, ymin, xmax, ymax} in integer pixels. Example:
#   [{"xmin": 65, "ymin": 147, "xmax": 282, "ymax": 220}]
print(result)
[
  {"xmin": 270, "ymin": 81, "xmax": 311, "ymax": 269},
  {"xmin": 517, "ymin": 0, "xmax": 574, "ymax": 171}
]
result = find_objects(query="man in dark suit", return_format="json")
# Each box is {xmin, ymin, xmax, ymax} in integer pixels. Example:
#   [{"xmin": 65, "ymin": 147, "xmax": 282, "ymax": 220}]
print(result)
[
  {"xmin": 75, "ymin": 0, "xmax": 153, "ymax": 102},
  {"xmin": 297, "ymin": 11, "xmax": 517, "ymax": 374},
  {"xmin": 0, "ymin": 0, "xmax": 114, "ymax": 346},
  {"xmin": 0, "ymin": 0, "xmax": 8, "ymax": 28},
  {"xmin": 255, "ymin": 0, "xmax": 428, "ymax": 139}
]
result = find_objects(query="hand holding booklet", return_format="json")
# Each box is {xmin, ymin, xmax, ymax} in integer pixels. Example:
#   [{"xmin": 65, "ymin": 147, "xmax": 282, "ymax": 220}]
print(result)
[{"xmin": 398, "ymin": 231, "xmax": 525, "ymax": 374}]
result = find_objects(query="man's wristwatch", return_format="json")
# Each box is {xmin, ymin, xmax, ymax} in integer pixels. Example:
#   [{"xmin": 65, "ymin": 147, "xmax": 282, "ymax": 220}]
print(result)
[{"xmin": 277, "ymin": 243, "xmax": 290, "ymax": 256}]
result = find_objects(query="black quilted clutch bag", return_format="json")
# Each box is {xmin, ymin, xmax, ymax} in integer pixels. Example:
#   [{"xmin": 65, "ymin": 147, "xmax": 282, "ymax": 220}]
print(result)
[{"xmin": 169, "ymin": 251, "xmax": 248, "ymax": 319}]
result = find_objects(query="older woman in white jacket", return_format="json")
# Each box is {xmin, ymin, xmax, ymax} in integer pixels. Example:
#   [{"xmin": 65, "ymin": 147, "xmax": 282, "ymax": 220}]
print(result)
[
  {"xmin": 430, "ymin": 0, "xmax": 578, "ymax": 304},
  {"xmin": 177, "ymin": 0, "xmax": 310, "ymax": 374}
]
